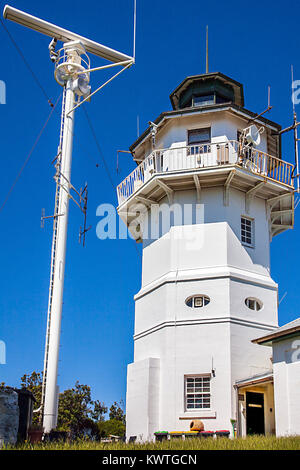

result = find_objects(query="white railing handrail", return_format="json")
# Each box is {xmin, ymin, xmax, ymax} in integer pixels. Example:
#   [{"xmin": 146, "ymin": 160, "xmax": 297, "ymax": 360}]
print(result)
[{"xmin": 117, "ymin": 140, "xmax": 294, "ymax": 205}]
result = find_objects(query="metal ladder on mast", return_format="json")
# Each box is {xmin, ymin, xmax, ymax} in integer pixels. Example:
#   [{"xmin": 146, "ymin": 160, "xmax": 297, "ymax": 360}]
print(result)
[{"xmin": 40, "ymin": 86, "xmax": 67, "ymax": 419}]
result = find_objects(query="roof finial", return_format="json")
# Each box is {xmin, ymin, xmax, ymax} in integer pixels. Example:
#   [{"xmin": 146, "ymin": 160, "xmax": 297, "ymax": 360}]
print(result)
[{"xmin": 206, "ymin": 25, "xmax": 209, "ymax": 74}]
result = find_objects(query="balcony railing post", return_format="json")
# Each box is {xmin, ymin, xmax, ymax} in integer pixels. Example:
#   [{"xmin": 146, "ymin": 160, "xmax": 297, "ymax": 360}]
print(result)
[{"xmin": 116, "ymin": 140, "xmax": 294, "ymax": 205}]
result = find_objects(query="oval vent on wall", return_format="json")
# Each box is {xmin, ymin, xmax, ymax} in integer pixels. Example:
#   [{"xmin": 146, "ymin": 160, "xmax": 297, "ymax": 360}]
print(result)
[
  {"xmin": 186, "ymin": 295, "xmax": 210, "ymax": 308},
  {"xmin": 245, "ymin": 297, "xmax": 263, "ymax": 311}
]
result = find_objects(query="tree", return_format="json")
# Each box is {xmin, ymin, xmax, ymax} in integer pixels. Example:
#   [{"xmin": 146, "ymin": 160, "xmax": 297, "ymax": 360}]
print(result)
[
  {"xmin": 20, "ymin": 371, "xmax": 43, "ymax": 425},
  {"xmin": 57, "ymin": 381, "xmax": 96, "ymax": 434},
  {"xmin": 19, "ymin": 372, "xmax": 107, "ymax": 435},
  {"xmin": 109, "ymin": 400, "xmax": 126, "ymax": 424},
  {"xmin": 57, "ymin": 384, "xmax": 107, "ymax": 437},
  {"xmin": 91, "ymin": 400, "xmax": 107, "ymax": 422},
  {"xmin": 14, "ymin": 371, "xmax": 127, "ymax": 439},
  {"xmin": 98, "ymin": 419, "xmax": 126, "ymax": 438}
]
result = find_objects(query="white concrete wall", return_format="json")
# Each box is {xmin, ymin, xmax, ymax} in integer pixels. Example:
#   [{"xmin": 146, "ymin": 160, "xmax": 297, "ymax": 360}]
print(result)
[
  {"xmin": 125, "ymin": 110, "xmax": 279, "ymax": 442},
  {"xmin": 272, "ymin": 336, "xmax": 300, "ymax": 436},
  {"xmin": 126, "ymin": 358, "xmax": 160, "ymax": 442},
  {"xmin": 141, "ymin": 187, "xmax": 272, "ymax": 288},
  {"xmin": 131, "ymin": 273, "xmax": 276, "ymax": 438},
  {"xmin": 136, "ymin": 111, "xmax": 268, "ymax": 160},
  {"xmin": 126, "ymin": 205, "xmax": 277, "ymax": 440},
  {"xmin": 158, "ymin": 322, "xmax": 233, "ymax": 433}
]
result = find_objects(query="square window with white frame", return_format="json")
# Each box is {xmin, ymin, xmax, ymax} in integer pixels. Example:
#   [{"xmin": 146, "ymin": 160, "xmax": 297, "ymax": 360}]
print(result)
[
  {"xmin": 241, "ymin": 216, "xmax": 254, "ymax": 247},
  {"xmin": 185, "ymin": 375, "xmax": 211, "ymax": 410}
]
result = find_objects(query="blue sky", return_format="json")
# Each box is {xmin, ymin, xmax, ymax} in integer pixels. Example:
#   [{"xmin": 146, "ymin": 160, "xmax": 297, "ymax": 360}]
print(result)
[{"xmin": 0, "ymin": 0, "xmax": 299, "ymax": 410}]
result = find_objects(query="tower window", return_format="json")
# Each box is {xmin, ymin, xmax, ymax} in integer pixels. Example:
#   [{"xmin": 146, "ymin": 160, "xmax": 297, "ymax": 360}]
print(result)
[
  {"xmin": 186, "ymin": 295, "xmax": 210, "ymax": 308},
  {"xmin": 188, "ymin": 128, "xmax": 211, "ymax": 155},
  {"xmin": 193, "ymin": 95, "xmax": 214, "ymax": 107},
  {"xmin": 185, "ymin": 376, "xmax": 211, "ymax": 410},
  {"xmin": 188, "ymin": 128, "xmax": 211, "ymax": 145},
  {"xmin": 241, "ymin": 216, "xmax": 254, "ymax": 247},
  {"xmin": 245, "ymin": 298, "xmax": 263, "ymax": 311}
]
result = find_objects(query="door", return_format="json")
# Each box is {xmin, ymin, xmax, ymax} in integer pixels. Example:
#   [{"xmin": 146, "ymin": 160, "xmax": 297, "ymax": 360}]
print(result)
[{"xmin": 246, "ymin": 392, "xmax": 265, "ymax": 435}]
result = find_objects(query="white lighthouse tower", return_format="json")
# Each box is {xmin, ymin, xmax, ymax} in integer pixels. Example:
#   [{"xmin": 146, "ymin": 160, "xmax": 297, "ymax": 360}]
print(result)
[{"xmin": 117, "ymin": 72, "xmax": 294, "ymax": 441}]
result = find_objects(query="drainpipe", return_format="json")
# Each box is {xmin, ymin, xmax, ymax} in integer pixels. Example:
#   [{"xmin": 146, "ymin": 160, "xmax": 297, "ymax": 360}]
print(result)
[{"xmin": 233, "ymin": 384, "xmax": 239, "ymax": 437}]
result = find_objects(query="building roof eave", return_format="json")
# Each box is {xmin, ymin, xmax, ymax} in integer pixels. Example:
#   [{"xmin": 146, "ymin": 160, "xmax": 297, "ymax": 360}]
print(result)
[
  {"xmin": 252, "ymin": 325, "xmax": 300, "ymax": 346},
  {"xmin": 234, "ymin": 371, "xmax": 273, "ymax": 388}
]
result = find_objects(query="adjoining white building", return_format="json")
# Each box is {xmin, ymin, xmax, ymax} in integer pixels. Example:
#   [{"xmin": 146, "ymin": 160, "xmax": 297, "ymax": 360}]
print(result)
[
  {"xmin": 116, "ymin": 72, "xmax": 296, "ymax": 441},
  {"xmin": 252, "ymin": 318, "xmax": 300, "ymax": 437}
]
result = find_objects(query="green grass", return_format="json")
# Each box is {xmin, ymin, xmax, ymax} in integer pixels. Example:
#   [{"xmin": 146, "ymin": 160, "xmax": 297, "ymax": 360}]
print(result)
[{"xmin": 4, "ymin": 435, "xmax": 300, "ymax": 450}]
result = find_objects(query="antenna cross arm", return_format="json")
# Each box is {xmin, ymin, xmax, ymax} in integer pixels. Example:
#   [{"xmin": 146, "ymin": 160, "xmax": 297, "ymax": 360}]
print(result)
[
  {"xmin": 247, "ymin": 106, "xmax": 272, "ymax": 125},
  {"xmin": 3, "ymin": 4, "xmax": 133, "ymax": 63},
  {"xmin": 277, "ymin": 121, "xmax": 300, "ymax": 135},
  {"xmin": 67, "ymin": 62, "xmax": 133, "ymax": 115},
  {"xmin": 81, "ymin": 60, "xmax": 134, "ymax": 75}
]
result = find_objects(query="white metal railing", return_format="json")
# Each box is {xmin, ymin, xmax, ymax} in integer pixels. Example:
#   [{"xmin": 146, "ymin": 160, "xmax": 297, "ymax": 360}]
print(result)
[
  {"xmin": 239, "ymin": 146, "xmax": 293, "ymax": 187},
  {"xmin": 117, "ymin": 140, "xmax": 294, "ymax": 205}
]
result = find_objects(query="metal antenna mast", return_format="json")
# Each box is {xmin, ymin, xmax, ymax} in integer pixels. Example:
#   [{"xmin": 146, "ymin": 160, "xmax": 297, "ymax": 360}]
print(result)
[
  {"xmin": 41, "ymin": 79, "xmax": 75, "ymax": 431},
  {"xmin": 3, "ymin": 4, "xmax": 135, "ymax": 433},
  {"xmin": 274, "ymin": 66, "xmax": 300, "ymax": 193},
  {"xmin": 292, "ymin": 65, "xmax": 300, "ymax": 193},
  {"xmin": 206, "ymin": 25, "xmax": 209, "ymax": 74}
]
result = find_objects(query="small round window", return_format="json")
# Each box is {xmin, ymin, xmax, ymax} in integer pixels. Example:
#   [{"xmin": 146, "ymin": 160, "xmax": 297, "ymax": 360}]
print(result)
[
  {"xmin": 186, "ymin": 295, "xmax": 210, "ymax": 308},
  {"xmin": 245, "ymin": 297, "xmax": 263, "ymax": 311}
]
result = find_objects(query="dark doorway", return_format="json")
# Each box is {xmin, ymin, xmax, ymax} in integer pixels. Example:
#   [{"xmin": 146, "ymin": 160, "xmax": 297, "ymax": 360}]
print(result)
[{"xmin": 246, "ymin": 392, "xmax": 265, "ymax": 435}]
